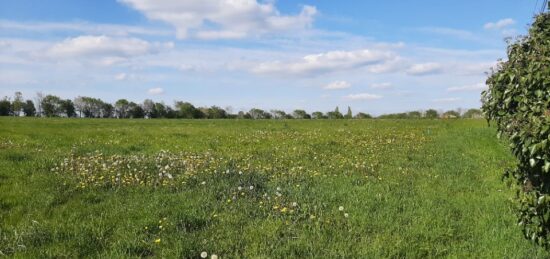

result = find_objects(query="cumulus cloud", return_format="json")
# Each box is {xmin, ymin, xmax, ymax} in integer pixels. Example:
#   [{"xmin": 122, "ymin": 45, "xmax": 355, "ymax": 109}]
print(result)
[
  {"xmin": 148, "ymin": 87, "xmax": 164, "ymax": 95},
  {"xmin": 252, "ymin": 49, "xmax": 397, "ymax": 76},
  {"xmin": 44, "ymin": 35, "xmax": 173, "ymax": 65},
  {"xmin": 484, "ymin": 18, "xmax": 515, "ymax": 30},
  {"xmin": 118, "ymin": 0, "xmax": 317, "ymax": 39},
  {"xmin": 324, "ymin": 81, "xmax": 351, "ymax": 90},
  {"xmin": 406, "ymin": 62, "xmax": 443, "ymax": 76},
  {"xmin": 114, "ymin": 73, "xmax": 128, "ymax": 80},
  {"xmin": 344, "ymin": 93, "xmax": 382, "ymax": 101},
  {"xmin": 370, "ymin": 82, "xmax": 392, "ymax": 89},
  {"xmin": 447, "ymin": 83, "xmax": 487, "ymax": 92}
]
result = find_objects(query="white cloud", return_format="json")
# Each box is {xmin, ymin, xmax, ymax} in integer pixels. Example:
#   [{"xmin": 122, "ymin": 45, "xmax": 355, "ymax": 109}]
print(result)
[
  {"xmin": 406, "ymin": 62, "xmax": 443, "ymax": 76},
  {"xmin": 252, "ymin": 49, "xmax": 397, "ymax": 76},
  {"xmin": 484, "ymin": 18, "xmax": 515, "ymax": 30},
  {"xmin": 0, "ymin": 20, "xmax": 170, "ymax": 37},
  {"xmin": 447, "ymin": 83, "xmax": 487, "ymax": 92},
  {"xmin": 115, "ymin": 73, "xmax": 128, "ymax": 80},
  {"xmin": 118, "ymin": 0, "xmax": 317, "ymax": 39},
  {"xmin": 433, "ymin": 97, "xmax": 461, "ymax": 103},
  {"xmin": 43, "ymin": 35, "xmax": 173, "ymax": 66},
  {"xmin": 344, "ymin": 93, "xmax": 382, "ymax": 101},
  {"xmin": 370, "ymin": 82, "xmax": 392, "ymax": 89},
  {"xmin": 324, "ymin": 81, "xmax": 351, "ymax": 90},
  {"xmin": 147, "ymin": 87, "xmax": 164, "ymax": 95}
]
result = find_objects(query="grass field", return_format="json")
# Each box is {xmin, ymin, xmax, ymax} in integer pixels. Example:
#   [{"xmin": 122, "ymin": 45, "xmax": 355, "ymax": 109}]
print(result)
[{"xmin": 0, "ymin": 117, "xmax": 547, "ymax": 258}]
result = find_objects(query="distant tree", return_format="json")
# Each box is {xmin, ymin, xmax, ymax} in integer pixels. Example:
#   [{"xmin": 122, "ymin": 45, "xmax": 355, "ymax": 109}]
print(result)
[
  {"xmin": 41, "ymin": 95, "xmax": 62, "ymax": 117},
  {"xmin": 407, "ymin": 111, "xmax": 422, "ymax": 119},
  {"xmin": 425, "ymin": 109, "xmax": 439, "ymax": 119},
  {"xmin": 175, "ymin": 101, "xmax": 202, "ymax": 119},
  {"xmin": 249, "ymin": 108, "xmax": 271, "ymax": 119},
  {"xmin": 102, "ymin": 103, "xmax": 114, "ymax": 118},
  {"xmin": 152, "ymin": 102, "xmax": 167, "ymax": 118},
  {"xmin": 115, "ymin": 99, "xmax": 130, "ymax": 118},
  {"xmin": 462, "ymin": 108, "xmax": 483, "ymax": 119},
  {"xmin": 22, "ymin": 100, "xmax": 36, "ymax": 117},
  {"xmin": 292, "ymin": 109, "xmax": 310, "ymax": 119},
  {"xmin": 271, "ymin": 110, "xmax": 287, "ymax": 119},
  {"xmin": 312, "ymin": 111, "xmax": 325, "ymax": 119},
  {"xmin": 165, "ymin": 106, "xmax": 177, "ymax": 119},
  {"xmin": 237, "ymin": 111, "xmax": 251, "ymax": 119},
  {"xmin": 143, "ymin": 99, "xmax": 155, "ymax": 118},
  {"xmin": 128, "ymin": 102, "xmax": 145, "ymax": 118},
  {"xmin": 327, "ymin": 107, "xmax": 344, "ymax": 119},
  {"xmin": 442, "ymin": 110, "xmax": 460, "ymax": 119},
  {"xmin": 12, "ymin": 92, "xmax": 24, "ymax": 116},
  {"xmin": 354, "ymin": 112, "xmax": 372, "ymax": 119},
  {"xmin": 34, "ymin": 92, "xmax": 44, "ymax": 117},
  {"xmin": 378, "ymin": 113, "xmax": 408, "ymax": 119},
  {"xmin": 207, "ymin": 106, "xmax": 227, "ymax": 119},
  {"xmin": 0, "ymin": 97, "xmax": 11, "ymax": 116},
  {"xmin": 60, "ymin": 99, "xmax": 76, "ymax": 117},
  {"xmin": 73, "ymin": 97, "xmax": 86, "ymax": 117},
  {"xmin": 345, "ymin": 106, "xmax": 353, "ymax": 119}
]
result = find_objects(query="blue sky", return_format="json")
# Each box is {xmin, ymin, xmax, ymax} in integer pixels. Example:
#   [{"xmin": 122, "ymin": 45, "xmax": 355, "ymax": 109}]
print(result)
[{"xmin": 0, "ymin": 0, "xmax": 541, "ymax": 115}]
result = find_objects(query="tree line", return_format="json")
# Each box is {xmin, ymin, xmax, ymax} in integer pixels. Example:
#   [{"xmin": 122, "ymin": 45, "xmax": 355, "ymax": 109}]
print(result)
[{"xmin": 0, "ymin": 92, "xmax": 483, "ymax": 119}]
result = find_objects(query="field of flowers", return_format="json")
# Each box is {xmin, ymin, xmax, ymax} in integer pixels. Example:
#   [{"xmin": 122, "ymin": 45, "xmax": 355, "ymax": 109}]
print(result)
[{"xmin": 0, "ymin": 118, "xmax": 548, "ymax": 257}]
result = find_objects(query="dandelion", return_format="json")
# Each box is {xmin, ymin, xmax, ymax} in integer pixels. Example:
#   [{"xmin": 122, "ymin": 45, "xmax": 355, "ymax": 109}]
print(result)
[
  {"xmin": 201, "ymin": 252, "xmax": 208, "ymax": 258},
  {"xmin": 211, "ymin": 255, "xmax": 218, "ymax": 259},
  {"xmin": 339, "ymin": 206, "xmax": 344, "ymax": 211},
  {"xmin": 249, "ymin": 185, "xmax": 254, "ymax": 190},
  {"xmin": 238, "ymin": 186, "xmax": 243, "ymax": 191},
  {"xmin": 238, "ymin": 171, "xmax": 243, "ymax": 175},
  {"xmin": 154, "ymin": 238, "xmax": 161, "ymax": 244},
  {"xmin": 276, "ymin": 187, "xmax": 281, "ymax": 191},
  {"xmin": 344, "ymin": 213, "xmax": 349, "ymax": 218},
  {"xmin": 201, "ymin": 181, "xmax": 206, "ymax": 185},
  {"xmin": 291, "ymin": 202, "xmax": 298, "ymax": 207}
]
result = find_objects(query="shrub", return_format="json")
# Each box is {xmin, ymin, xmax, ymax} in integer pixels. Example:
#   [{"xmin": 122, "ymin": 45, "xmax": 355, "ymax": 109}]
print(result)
[{"xmin": 482, "ymin": 12, "xmax": 550, "ymax": 247}]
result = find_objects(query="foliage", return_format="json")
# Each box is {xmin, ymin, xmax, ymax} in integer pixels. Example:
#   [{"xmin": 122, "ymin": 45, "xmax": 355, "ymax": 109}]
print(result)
[
  {"xmin": 22, "ymin": 100, "xmax": 36, "ymax": 117},
  {"xmin": 425, "ymin": 109, "xmax": 439, "ymax": 119},
  {"xmin": 41, "ymin": 95, "xmax": 62, "ymax": 117},
  {"xmin": 482, "ymin": 12, "xmax": 550, "ymax": 247},
  {"xmin": 0, "ymin": 97, "xmax": 11, "ymax": 116}
]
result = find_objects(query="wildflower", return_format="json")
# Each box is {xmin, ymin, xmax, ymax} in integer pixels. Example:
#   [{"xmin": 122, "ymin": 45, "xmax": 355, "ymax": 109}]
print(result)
[
  {"xmin": 281, "ymin": 207, "xmax": 288, "ymax": 213},
  {"xmin": 239, "ymin": 171, "xmax": 243, "ymax": 175},
  {"xmin": 154, "ymin": 238, "xmax": 161, "ymax": 244},
  {"xmin": 238, "ymin": 186, "xmax": 243, "ymax": 191},
  {"xmin": 201, "ymin": 252, "xmax": 208, "ymax": 258},
  {"xmin": 249, "ymin": 186, "xmax": 254, "ymax": 190},
  {"xmin": 276, "ymin": 187, "xmax": 281, "ymax": 191},
  {"xmin": 339, "ymin": 206, "xmax": 344, "ymax": 211},
  {"xmin": 344, "ymin": 213, "xmax": 349, "ymax": 218},
  {"xmin": 211, "ymin": 255, "xmax": 218, "ymax": 259},
  {"xmin": 291, "ymin": 202, "xmax": 298, "ymax": 207},
  {"xmin": 201, "ymin": 181, "xmax": 206, "ymax": 185}
]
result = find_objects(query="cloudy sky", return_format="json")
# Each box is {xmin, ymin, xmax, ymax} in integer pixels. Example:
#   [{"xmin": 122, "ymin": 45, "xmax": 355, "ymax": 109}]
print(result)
[{"xmin": 0, "ymin": 0, "xmax": 539, "ymax": 115}]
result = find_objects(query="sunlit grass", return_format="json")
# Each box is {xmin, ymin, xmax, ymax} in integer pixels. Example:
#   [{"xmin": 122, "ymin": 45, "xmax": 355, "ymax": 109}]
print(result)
[{"xmin": 0, "ymin": 118, "xmax": 547, "ymax": 257}]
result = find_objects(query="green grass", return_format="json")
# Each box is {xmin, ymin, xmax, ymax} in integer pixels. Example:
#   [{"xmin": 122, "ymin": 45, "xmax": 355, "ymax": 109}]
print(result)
[{"xmin": 0, "ymin": 117, "xmax": 547, "ymax": 258}]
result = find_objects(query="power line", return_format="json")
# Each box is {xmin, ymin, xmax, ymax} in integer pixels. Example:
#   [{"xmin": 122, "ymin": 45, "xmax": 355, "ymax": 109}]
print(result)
[
  {"xmin": 535, "ymin": 0, "xmax": 540, "ymax": 14},
  {"xmin": 542, "ymin": 0, "xmax": 549, "ymax": 13}
]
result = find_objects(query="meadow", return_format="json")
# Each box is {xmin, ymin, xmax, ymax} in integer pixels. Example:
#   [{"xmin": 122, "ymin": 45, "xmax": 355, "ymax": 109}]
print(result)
[{"xmin": 0, "ymin": 117, "xmax": 548, "ymax": 258}]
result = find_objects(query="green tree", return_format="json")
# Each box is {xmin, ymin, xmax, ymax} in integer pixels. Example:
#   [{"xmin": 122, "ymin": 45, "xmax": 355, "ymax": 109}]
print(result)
[
  {"xmin": 175, "ymin": 101, "xmax": 202, "ymax": 119},
  {"xmin": 207, "ymin": 106, "xmax": 227, "ymax": 119},
  {"xmin": 482, "ymin": 11, "xmax": 550, "ymax": 248},
  {"xmin": 425, "ymin": 109, "xmax": 439, "ymax": 119},
  {"xmin": 128, "ymin": 102, "xmax": 145, "ymax": 118},
  {"xmin": 41, "ymin": 95, "xmax": 62, "ymax": 117},
  {"xmin": 345, "ymin": 106, "xmax": 353, "ymax": 119},
  {"xmin": 354, "ymin": 112, "xmax": 372, "ymax": 119},
  {"xmin": 60, "ymin": 99, "xmax": 76, "ymax": 117},
  {"xmin": 22, "ymin": 100, "xmax": 36, "ymax": 117},
  {"xmin": 12, "ymin": 92, "xmax": 24, "ymax": 116},
  {"xmin": 462, "ymin": 108, "xmax": 483, "ymax": 118},
  {"xmin": 327, "ymin": 107, "xmax": 343, "ymax": 119},
  {"xmin": 115, "ymin": 99, "xmax": 130, "ymax": 118},
  {"xmin": 312, "ymin": 111, "xmax": 325, "ymax": 119},
  {"xmin": 0, "ymin": 97, "xmax": 11, "ymax": 116},
  {"xmin": 292, "ymin": 109, "xmax": 310, "ymax": 119}
]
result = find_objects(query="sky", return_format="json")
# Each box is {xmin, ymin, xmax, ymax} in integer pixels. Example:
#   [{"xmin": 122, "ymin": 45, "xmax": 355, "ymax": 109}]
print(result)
[{"xmin": 0, "ymin": 0, "xmax": 542, "ymax": 115}]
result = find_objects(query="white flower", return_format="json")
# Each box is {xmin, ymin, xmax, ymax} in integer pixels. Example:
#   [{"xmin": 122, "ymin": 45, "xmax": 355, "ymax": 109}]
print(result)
[
  {"xmin": 292, "ymin": 202, "xmax": 298, "ymax": 207},
  {"xmin": 276, "ymin": 192, "xmax": 282, "ymax": 197},
  {"xmin": 238, "ymin": 171, "xmax": 243, "ymax": 175},
  {"xmin": 211, "ymin": 255, "xmax": 218, "ymax": 259},
  {"xmin": 339, "ymin": 206, "xmax": 344, "ymax": 211},
  {"xmin": 238, "ymin": 186, "xmax": 243, "ymax": 191},
  {"xmin": 276, "ymin": 187, "xmax": 281, "ymax": 191},
  {"xmin": 249, "ymin": 186, "xmax": 254, "ymax": 190},
  {"xmin": 201, "ymin": 181, "xmax": 206, "ymax": 185},
  {"xmin": 200, "ymin": 252, "xmax": 208, "ymax": 258},
  {"xmin": 344, "ymin": 213, "xmax": 349, "ymax": 218},
  {"xmin": 166, "ymin": 173, "xmax": 173, "ymax": 179}
]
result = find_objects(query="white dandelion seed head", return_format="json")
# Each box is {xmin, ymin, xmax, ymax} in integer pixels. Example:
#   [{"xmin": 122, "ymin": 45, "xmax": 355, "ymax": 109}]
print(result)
[
  {"xmin": 200, "ymin": 252, "xmax": 208, "ymax": 258},
  {"xmin": 239, "ymin": 171, "xmax": 243, "ymax": 175},
  {"xmin": 238, "ymin": 186, "xmax": 243, "ymax": 191},
  {"xmin": 292, "ymin": 202, "xmax": 298, "ymax": 207},
  {"xmin": 211, "ymin": 255, "xmax": 218, "ymax": 259},
  {"xmin": 249, "ymin": 186, "xmax": 254, "ymax": 190},
  {"xmin": 339, "ymin": 206, "xmax": 344, "ymax": 211},
  {"xmin": 344, "ymin": 213, "xmax": 349, "ymax": 218},
  {"xmin": 276, "ymin": 187, "xmax": 281, "ymax": 191}
]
